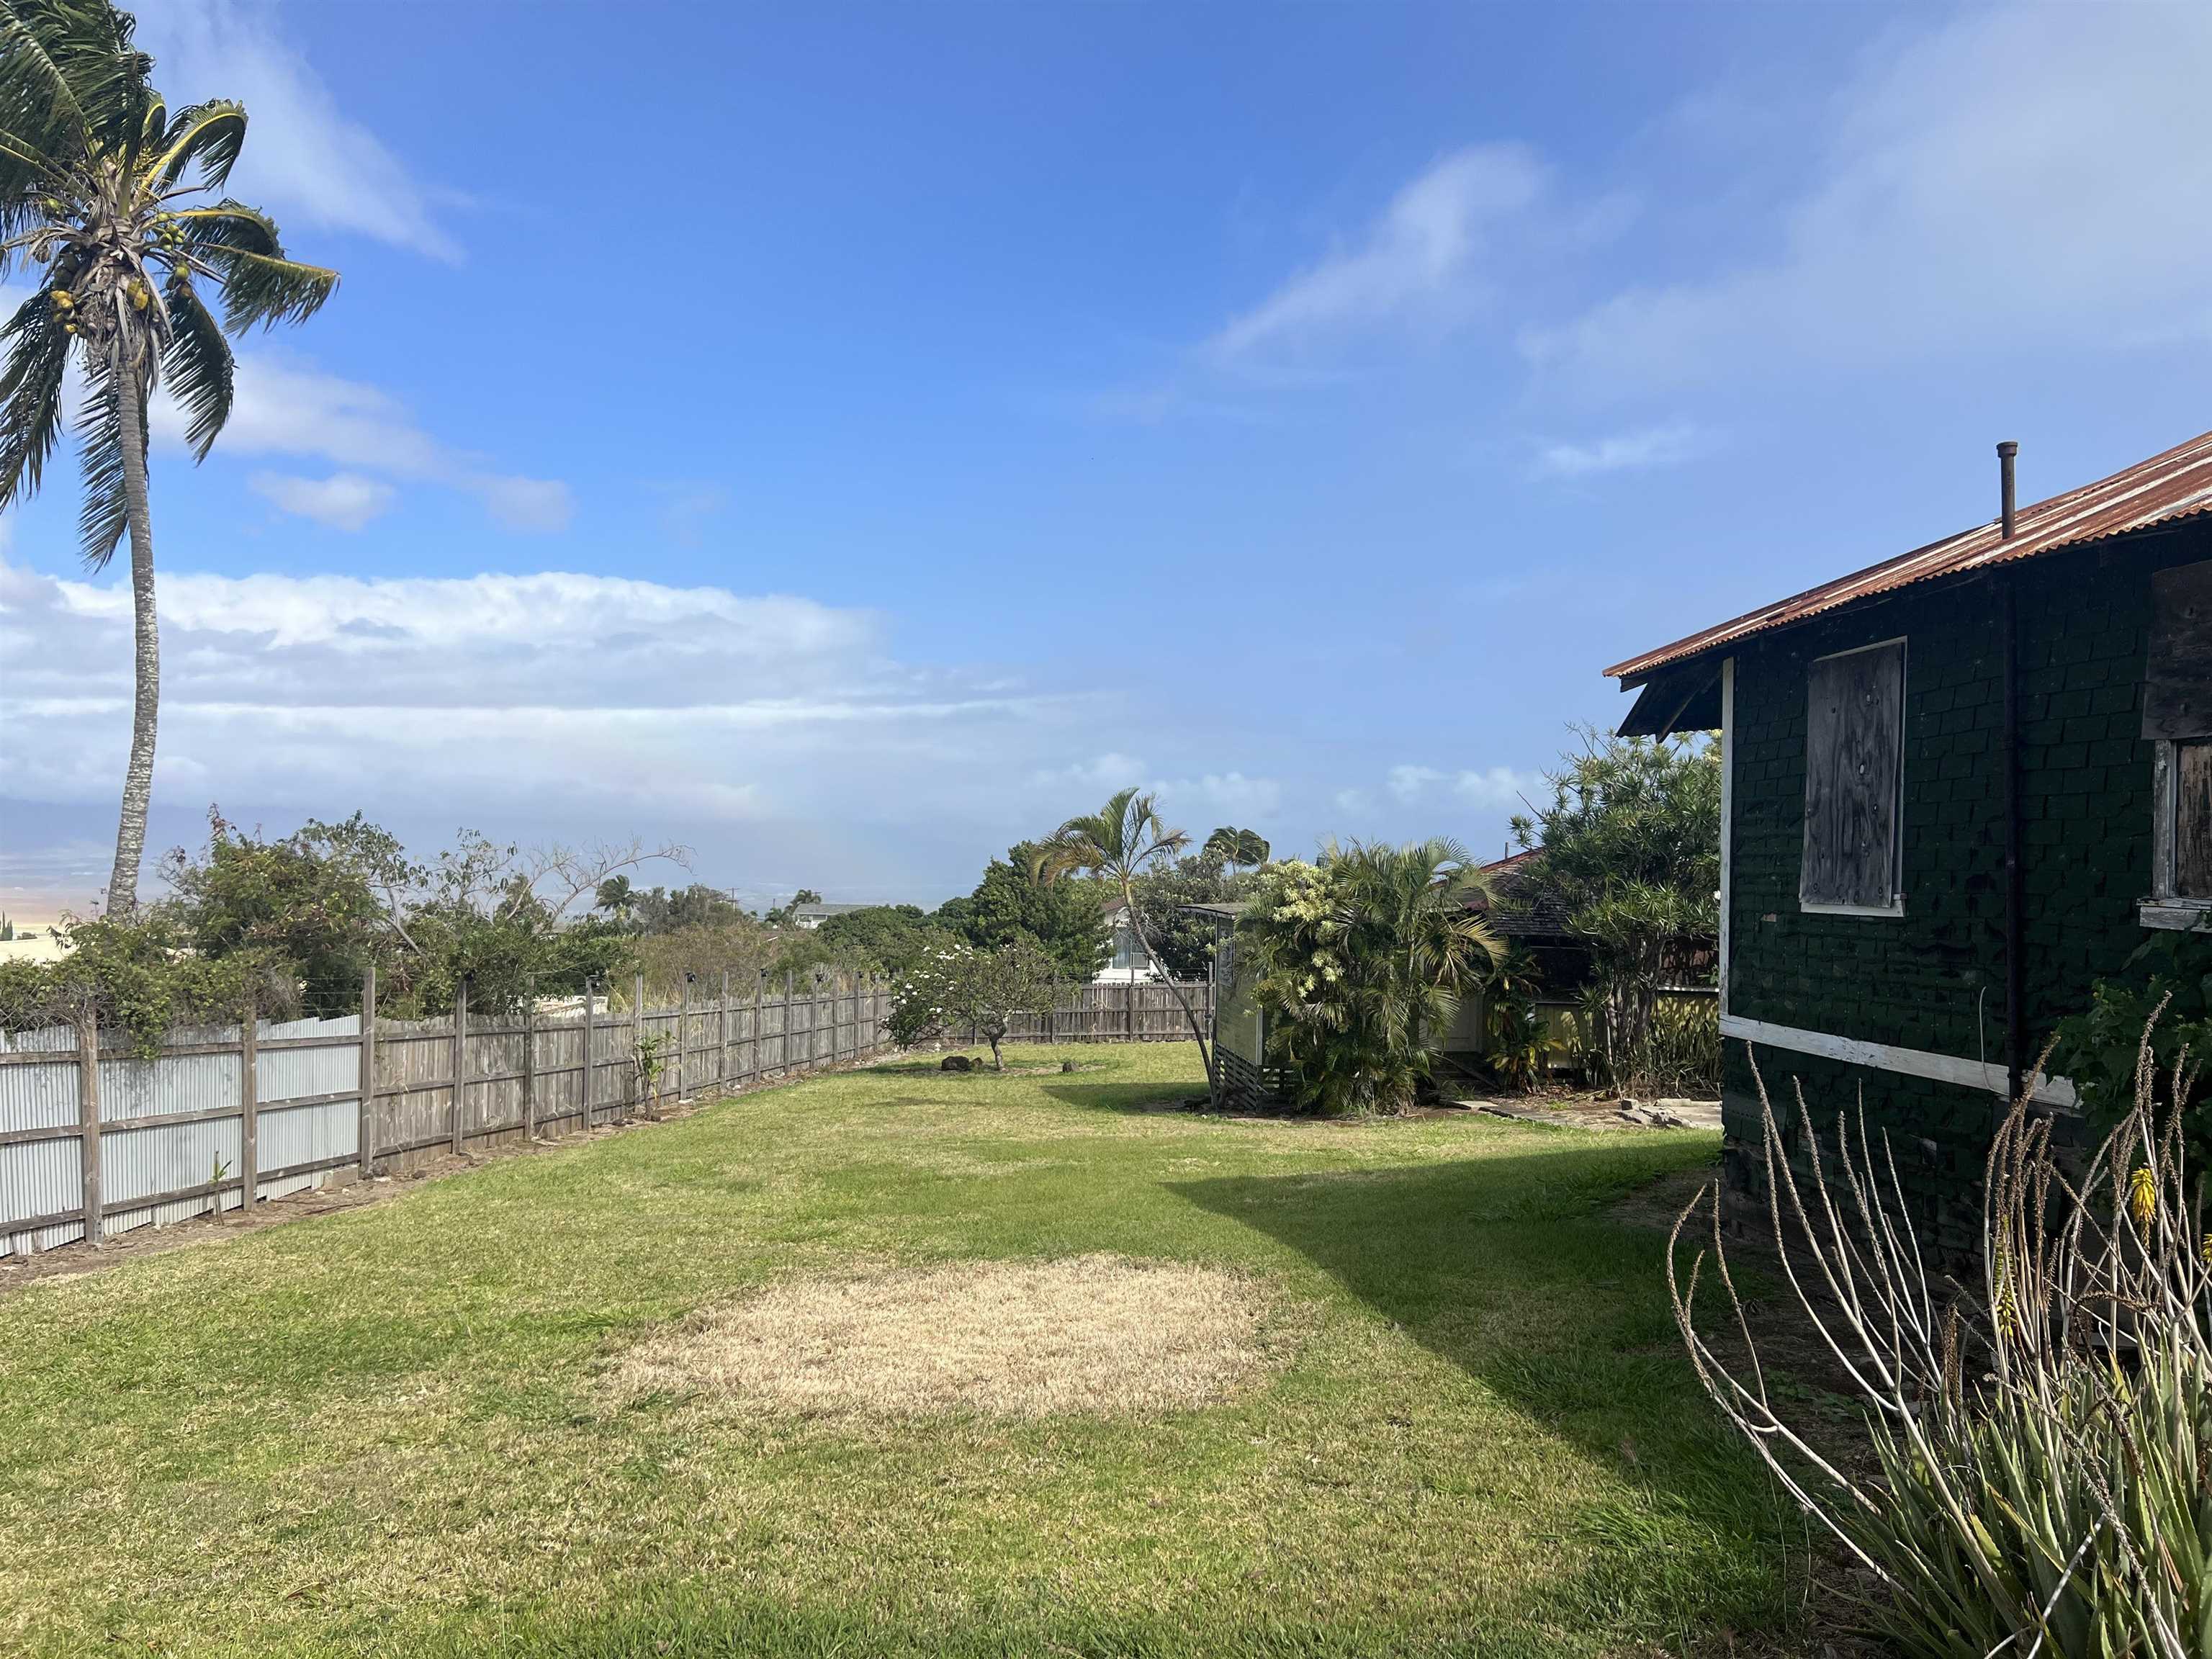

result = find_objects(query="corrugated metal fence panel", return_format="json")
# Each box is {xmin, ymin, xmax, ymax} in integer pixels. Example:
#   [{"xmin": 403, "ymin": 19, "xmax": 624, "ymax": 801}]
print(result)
[
  {"xmin": 257, "ymin": 1100, "xmax": 357, "ymax": 1184},
  {"xmin": 100, "ymin": 1043, "xmax": 240, "ymax": 1123},
  {"xmin": 1, "ymin": 1136, "xmax": 82, "ymax": 1252},
  {"xmin": 0, "ymin": 1023, "xmax": 74, "ymax": 1053},
  {"xmin": 0, "ymin": 1053, "xmax": 76, "ymax": 1134},
  {"xmin": 102, "ymin": 1115, "xmax": 242, "ymax": 1210},
  {"xmin": 257, "ymin": 1015, "xmax": 360, "ymax": 1103}
]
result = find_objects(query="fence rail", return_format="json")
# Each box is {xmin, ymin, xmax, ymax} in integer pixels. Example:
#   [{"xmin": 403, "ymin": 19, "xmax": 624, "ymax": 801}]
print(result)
[{"xmin": 0, "ymin": 975, "xmax": 1211, "ymax": 1257}]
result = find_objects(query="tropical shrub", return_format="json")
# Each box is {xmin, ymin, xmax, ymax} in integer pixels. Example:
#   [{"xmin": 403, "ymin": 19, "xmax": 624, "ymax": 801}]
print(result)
[
  {"xmin": 2056, "ymin": 929, "xmax": 2212, "ymax": 1161},
  {"xmin": 1673, "ymin": 1020, "xmax": 2212, "ymax": 1656},
  {"xmin": 1242, "ymin": 840, "xmax": 1503, "ymax": 1115},
  {"xmin": 889, "ymin": 938, "xmax": 1060, "ymax": 1071},
  {"xmin": 1483, "ymin": 950, "xmax": 1547, "ymax": 1092},
  {"xmin": 1512, "ymin": 729, "xmax": 1719, "ymax": 1094}
]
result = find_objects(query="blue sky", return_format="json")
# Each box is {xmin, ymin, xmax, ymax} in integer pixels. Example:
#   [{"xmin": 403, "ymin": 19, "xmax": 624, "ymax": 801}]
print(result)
[{"xmin": 6, "ymin": 0, "xmax": 2212, "ymax": 912}]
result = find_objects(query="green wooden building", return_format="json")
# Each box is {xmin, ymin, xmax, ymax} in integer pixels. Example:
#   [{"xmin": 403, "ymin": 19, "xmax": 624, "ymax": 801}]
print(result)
[{"xmin": 1606, "ymin": 430, "xmax": 2212, "ymax": 1262}]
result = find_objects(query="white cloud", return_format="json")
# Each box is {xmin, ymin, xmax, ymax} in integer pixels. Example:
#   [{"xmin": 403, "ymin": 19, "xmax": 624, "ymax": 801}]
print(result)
[
  {"xmin": 248, "ymin": 470, "xmax": 395, "ymax": 531},
  {"xmin": 132, "ymin": 0, "xmax": 460, "ymax": 260},
  {"xmin": 0, "ymin": 559, "xmax": 1084, "ymax": 832},
  {"xmin": 153, "ymin": 354, "xmax": 572, "ymax": 533},
  {"xmin": 1535, "ymin": 421, "xmax": 1709, "ymax": 479},
  {"xmin": 1030, "ymin": 753, "xmax": 1149, "ymax": 796},
  {"xmin": 1388, "ymin": 764, "xmax": 1444, "ymax": 804},
  {"xmin": 1213, "ymin": 145, "xmax": 1547, "ymax": 360},
  {"xmin": 1157, "ymin": 772, "xmax": 1282, "ymax": 821},
  {"xmin": 1525, "ymin": 5, "xmax": 2212, "ymax": 390},
  {"xmin": 1387, "ymin": 763, "xmax": 1541, "ymax": 812},
  {"xmin": 1333, "ymin": 787, "xmax": 1373, "ymax": 815}
]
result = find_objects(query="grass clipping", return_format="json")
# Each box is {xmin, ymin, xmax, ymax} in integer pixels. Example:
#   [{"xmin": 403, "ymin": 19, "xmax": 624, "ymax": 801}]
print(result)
[{"xmin": 611, "ymin": 1254, "xmax": 1276, "ymax": 1419}]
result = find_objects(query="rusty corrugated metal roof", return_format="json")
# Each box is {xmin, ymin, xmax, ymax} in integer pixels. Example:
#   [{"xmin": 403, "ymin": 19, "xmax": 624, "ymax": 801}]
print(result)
[{"xmin": 1605, "ymin": 428, "xmax": 2212, "ymax": 684}]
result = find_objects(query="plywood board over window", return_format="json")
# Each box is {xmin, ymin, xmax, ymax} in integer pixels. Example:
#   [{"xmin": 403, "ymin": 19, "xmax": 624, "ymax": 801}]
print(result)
[
  {"xmin": 1801, "ymin": 639, "xmax": 1905, "ymax": 913},
  {"xmin": 2147, "ymin": 561, "xmax": 2212, "ymax": 908}
]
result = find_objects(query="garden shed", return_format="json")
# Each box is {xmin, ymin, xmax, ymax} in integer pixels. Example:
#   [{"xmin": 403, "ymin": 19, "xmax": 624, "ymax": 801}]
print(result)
[{"xmin": 1606, "ymin": 428, "xmax": 2212, "ymax": 1260}]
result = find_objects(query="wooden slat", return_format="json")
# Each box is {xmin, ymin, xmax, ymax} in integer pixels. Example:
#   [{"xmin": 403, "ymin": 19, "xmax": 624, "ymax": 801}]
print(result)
[
  {"xmin": 2147, "ymin": 559, "xmax": 2212, "ymax": 739},
  {"xmin": 2178, "ymin": 740, "xmax": 2212, "ymax": 898}
]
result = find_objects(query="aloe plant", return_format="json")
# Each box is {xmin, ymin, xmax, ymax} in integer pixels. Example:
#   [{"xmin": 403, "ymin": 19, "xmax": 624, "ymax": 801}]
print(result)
[{"xmin": 1673, "ymin": 1010, "xmax": 2212, "ymax": 1656}]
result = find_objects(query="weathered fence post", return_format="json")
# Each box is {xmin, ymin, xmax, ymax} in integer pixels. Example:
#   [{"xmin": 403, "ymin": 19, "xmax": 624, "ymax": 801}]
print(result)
[
  {"xmin": 1128, "ymin": 981, "xmax": 1136, "ymax": 1042},
  {"xmin": 672, "ymin": 974, "xmax": 688, "ymax": 1108},
  {"xmin": 581, "ymin": 980, "xmax": 598, "ymax": 1130},
  {"xmin": 752, "ymin": 968, "xmax": 766, "ymax": 1084},
  {"xmin": 522, "ymin": 981, "xmax": 537, "ymax": 1141},
  {"xmin": 358, "ymin": 965, "xmax": 377, "ymax": 1179},
  {"xmin": 783, "ymin": 971, "xmax": 795, "ymax": 1073},
  {"xmin": 239, "ymin": 999, "xmax": 258, "ymax": 1214},
  {"xmin": 76, "ymin": 1010, "xmax": 102, "ymax": 1246},
  {"xmin": 827, "ymin": 971, "xmax": 839, "ymax": 1066},
  {"xmin": 450, "ymin": 978, "xmax": 469, "ymax": 1155},
  {"xmin": 632, "ymin": 973, "xmax": 647, "ymax": 1120},
  {"xmin": 852, "ymin": 971, "xmax": 863, "ymax": 1060},
  {"xmin": 719, "ymin": 968, "xmax": 732, "ymax": 1087}
]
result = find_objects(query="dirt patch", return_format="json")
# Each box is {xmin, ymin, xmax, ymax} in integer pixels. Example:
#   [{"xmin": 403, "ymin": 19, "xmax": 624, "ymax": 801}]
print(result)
[{"xmin": 608, "ymin": 1254, "xmax": 1280, "ymax": 1419}]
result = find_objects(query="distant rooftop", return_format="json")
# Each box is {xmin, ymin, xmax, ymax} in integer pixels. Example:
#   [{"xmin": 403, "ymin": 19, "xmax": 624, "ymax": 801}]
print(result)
[{"xmin": 790, "ymin": 901, "xmax": 873, "ymax": 920}]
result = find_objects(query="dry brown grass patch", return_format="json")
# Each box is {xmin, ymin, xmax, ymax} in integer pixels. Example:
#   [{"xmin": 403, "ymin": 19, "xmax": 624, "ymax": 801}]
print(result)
[{"xmin": 608, "ymin": 1254, "xmax": 1278, "ymax": 1419}]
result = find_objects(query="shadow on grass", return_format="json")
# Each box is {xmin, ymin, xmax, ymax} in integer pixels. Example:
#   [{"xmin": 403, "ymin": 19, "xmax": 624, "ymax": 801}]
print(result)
[{"xmin": 1170, "ymin": 1140, "xmax": 1791, "ymax": 1630}]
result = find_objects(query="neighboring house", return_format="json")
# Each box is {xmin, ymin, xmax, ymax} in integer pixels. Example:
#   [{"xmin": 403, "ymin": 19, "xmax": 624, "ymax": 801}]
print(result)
[
  {"xmin": 1437, "ymin": 850, "xmax": 1594, "ymax": 1076},
  {"xmin": 789, "ymin": 902, "xmax": 872, "ymax": 930},
  {"xmin": 1604, "ymin": 429, "xmax": 2212, "ymax": 1259},
  {"xmin": 1095, "ymin": 899, "xmax": 1163, "ymax": 984}
]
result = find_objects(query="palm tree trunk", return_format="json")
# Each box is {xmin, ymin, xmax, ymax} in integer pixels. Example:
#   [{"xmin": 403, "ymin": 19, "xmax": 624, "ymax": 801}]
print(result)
[
  {"xmin": 1123, "ymin": 878, "xmax": 1218, "ymax": 1103},
  {"xmin": 105, "ymin": 364, "xmax": 157, "ymax": 915}
]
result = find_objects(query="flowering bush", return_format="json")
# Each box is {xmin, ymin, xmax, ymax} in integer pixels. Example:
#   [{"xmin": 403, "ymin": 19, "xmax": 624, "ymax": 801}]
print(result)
[{"xmin": 889, "ymin": 937, "xmax": 1060, "ymax": 1070}]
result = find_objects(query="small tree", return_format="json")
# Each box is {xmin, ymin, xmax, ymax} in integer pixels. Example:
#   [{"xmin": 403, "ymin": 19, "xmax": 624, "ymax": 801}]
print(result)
[
  {"xmin": 890, "ymin": 937, "xmax": 1059, "ymax": 1071},
  {"xmin": 1037, "ymin": 790, "xmax": 1215, "ymax": 1099},
  {"xmin": 1512, "ymin": 728, "xmax": 1719, "ymax": 1094}
]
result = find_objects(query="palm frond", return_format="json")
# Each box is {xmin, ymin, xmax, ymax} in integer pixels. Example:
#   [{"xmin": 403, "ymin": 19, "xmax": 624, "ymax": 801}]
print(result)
[
  {"xmin": 74, "ymin": 341, "xmax": 137, "ymax": 567},
  {"xmin": 145, "ymin": 98, "xmax": 244, "ymax": 191},
  {"xmin": 0, "ymin": 0, "xmax": 92, "ymax": 153},
  {"xmin": 0, "ymin": 0, "xmax": 150, "ymax": 157},
  {"xmin": 158, "ymin": 267, "xmax": 230, "ymax": 459},
  {"xmin": 173, "ymin": 201, "xmax": 338, "ymax": 328},
  {"xmin": 0, "ymin": 282, "xmax": 66, "ymax": 506}
]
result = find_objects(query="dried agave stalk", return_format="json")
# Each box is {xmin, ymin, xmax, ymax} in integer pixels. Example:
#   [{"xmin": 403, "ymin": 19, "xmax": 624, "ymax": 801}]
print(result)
[{"xmin": 1671, "ymin": 1005, "xmax": 2209, "ymax": 1658}]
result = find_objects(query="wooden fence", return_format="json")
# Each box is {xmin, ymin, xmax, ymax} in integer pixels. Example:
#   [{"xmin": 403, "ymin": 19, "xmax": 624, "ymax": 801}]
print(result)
[
  {"xmin": 0, "ymin": 975, "xmax": 1211, "ymax": 1257},
  {"xmin": 995, "ymin": 979, "xmax": 1213, "ymax": 1045}
]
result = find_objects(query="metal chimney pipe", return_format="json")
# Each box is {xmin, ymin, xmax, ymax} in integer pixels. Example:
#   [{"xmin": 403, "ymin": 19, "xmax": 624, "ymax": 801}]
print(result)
[{"xmin": 1997, "ymin": 440, "xmax": 2018, "ymax": 538}]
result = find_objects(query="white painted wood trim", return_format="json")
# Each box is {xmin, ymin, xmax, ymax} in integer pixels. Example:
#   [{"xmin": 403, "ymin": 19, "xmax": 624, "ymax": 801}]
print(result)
[
  {"xmin": 1719, "ymin": 1012, "xmax": 2077, "ymax": 1108},
  {"xmin": 1801, "ymin": 899, "xmax": 1907, "ymax": 918},
  {"xmin": 1719, "ymin": 657, "xmax": 1733, "ymax": 1020}
]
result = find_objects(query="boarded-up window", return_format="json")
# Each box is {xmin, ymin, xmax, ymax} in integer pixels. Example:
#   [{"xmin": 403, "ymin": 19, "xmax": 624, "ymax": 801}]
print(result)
[
  {"xmin": 1801, "ymin": 641, "xmax": 1905, "ymax": 911},
  {"xmin": 2145, "ymin": 561, "xmax": 2212, "ymax": 742},
  {"xmin": 2177, "ymin": 742, "xmax": 2212, "ymax": 899},
  {"xmin": 2148, "ymin": 562, "xmax": 2212, "ymax": 902}
]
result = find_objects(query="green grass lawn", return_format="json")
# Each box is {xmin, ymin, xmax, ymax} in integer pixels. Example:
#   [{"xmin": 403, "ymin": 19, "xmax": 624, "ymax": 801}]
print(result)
[{"xmin": 0, "ymin": 1043, "xmax": 1794, "ymax": 1658}]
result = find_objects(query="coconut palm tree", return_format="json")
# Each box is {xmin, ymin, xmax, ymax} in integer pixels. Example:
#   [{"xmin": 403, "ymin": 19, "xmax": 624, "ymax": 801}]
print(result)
[
  {"xmin": 1202, "ymin": 826, "xmax": 1269, "ymax": 874},
  {"xmin": 1037, "ymin": 787, "xmax": 1219, "ymax": 1102},
  {"xmin": 0, "ymin": 0, "xmax": 338, "ymax": 912}
]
